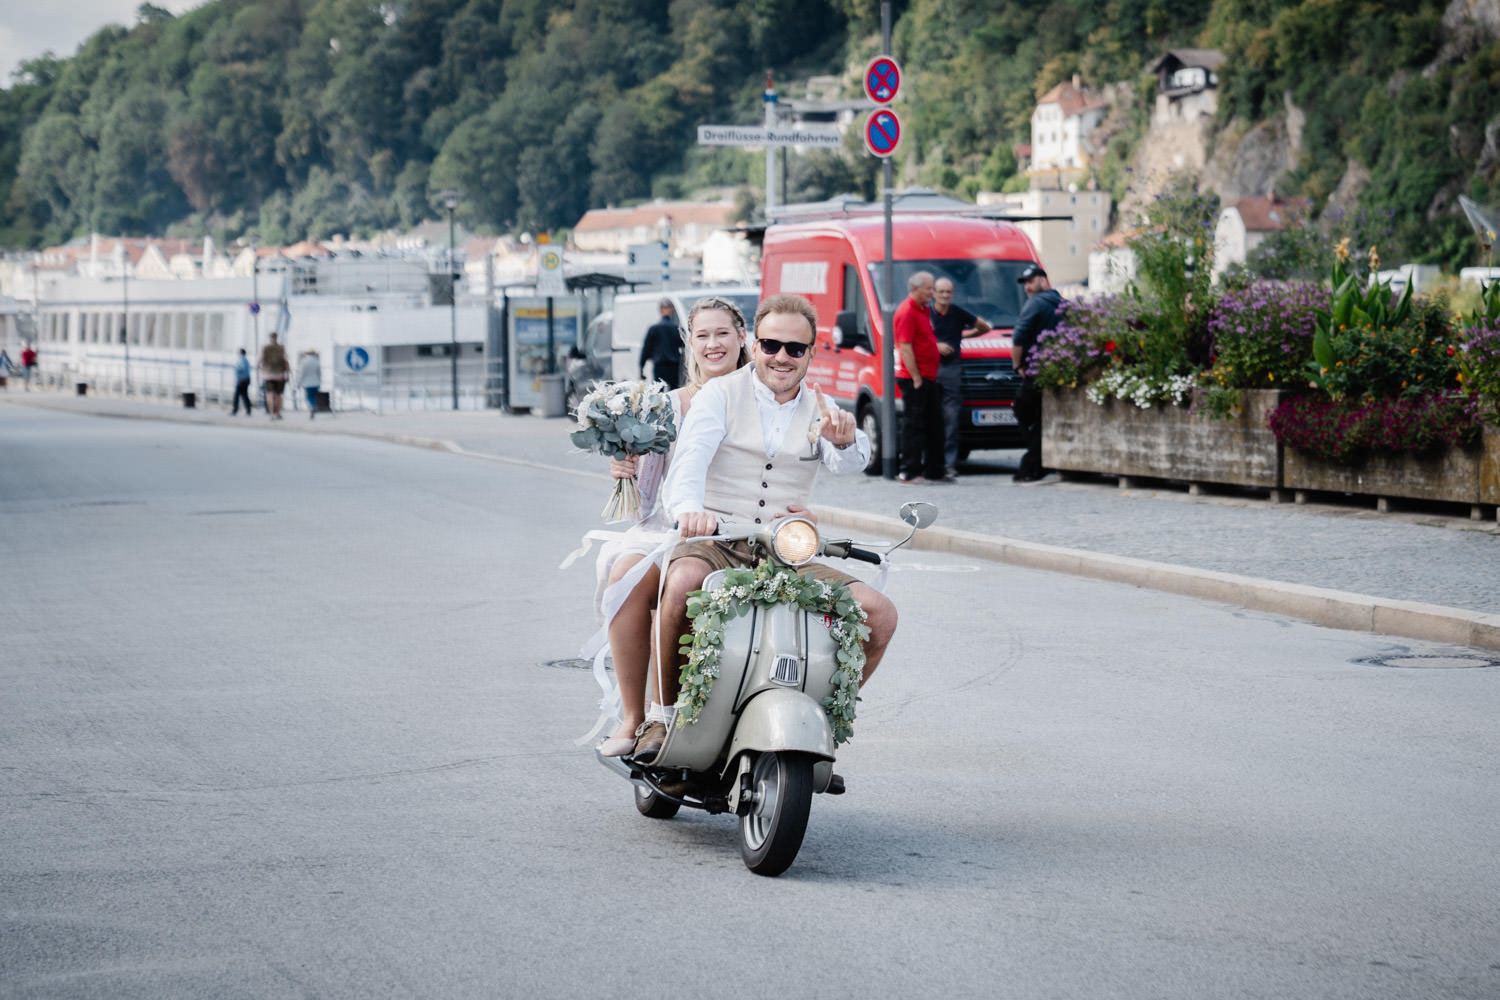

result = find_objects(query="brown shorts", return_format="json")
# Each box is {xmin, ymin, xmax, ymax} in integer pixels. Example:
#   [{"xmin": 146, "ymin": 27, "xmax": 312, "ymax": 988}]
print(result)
[
  {"xmin": 667, "ymin": 538, "xmax": 857, "ymax": 588},
  {"xmin": 265, "ymin": 379, "xmax": 285, "ymax": 393}
]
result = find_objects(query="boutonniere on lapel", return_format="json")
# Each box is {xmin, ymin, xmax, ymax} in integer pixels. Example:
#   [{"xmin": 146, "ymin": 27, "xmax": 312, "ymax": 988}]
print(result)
[{"xmin": 801, "ymin": 414, "xmax": 823, "ymax": 461}]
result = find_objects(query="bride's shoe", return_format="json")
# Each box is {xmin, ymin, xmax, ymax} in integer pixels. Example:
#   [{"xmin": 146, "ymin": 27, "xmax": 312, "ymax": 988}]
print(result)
[{"xmin": 599, "ymin": 725, "xmax": 639, "ymax": 757}]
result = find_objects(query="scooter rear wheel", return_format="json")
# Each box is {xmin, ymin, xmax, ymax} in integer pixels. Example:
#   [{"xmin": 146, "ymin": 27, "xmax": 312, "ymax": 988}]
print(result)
[
  {"xmin": 634, "ymin": 782, "xmax": 680, "ymax": 820},
  {"xmin": 739, "ymin": 751, "xmax": 814, "ymax": 876}
]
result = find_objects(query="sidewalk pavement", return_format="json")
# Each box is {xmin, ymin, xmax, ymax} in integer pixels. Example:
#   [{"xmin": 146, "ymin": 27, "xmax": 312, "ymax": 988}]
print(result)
[{"xmin": 7, "ymin": 389, "xmax": 1499, "ymax": 652}]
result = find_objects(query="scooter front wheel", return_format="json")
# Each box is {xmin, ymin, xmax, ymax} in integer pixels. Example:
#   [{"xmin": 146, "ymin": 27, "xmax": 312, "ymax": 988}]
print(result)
[
  {"xmin": 635, "ymin": 782, "xmax": 680, "ymax": 820},
  {"xmin": 739, "ymin": 751, "xmax": 814, "ymax": 876}
]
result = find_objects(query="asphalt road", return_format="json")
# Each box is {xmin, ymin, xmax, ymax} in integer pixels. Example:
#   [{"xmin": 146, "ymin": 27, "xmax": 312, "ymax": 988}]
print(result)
[{"xmin": 3, "ymin": 405, "xmax": 1499, "ymax": 999}]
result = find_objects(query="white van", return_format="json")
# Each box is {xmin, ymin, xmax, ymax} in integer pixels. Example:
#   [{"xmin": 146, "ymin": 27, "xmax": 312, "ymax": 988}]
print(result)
[{"xmin": 609, "ymin": 286, "xmax": 760, "ymax": 381}]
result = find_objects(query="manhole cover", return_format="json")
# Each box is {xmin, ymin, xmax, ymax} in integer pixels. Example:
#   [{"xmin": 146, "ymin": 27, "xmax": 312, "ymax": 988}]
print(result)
[
  {"xmin": 1351, "ymin": 653, "xmax": 1500, "ymax": 669},
  {"xmin": 541, "ymin": 658, "xmax": 593, "ymax": 671}
]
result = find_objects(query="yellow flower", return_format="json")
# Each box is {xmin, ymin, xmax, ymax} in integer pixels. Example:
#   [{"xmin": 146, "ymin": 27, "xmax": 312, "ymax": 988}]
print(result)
[
  {"xmin": 1268, "ymin": 373, "xmax": 1275, "ymax": 381},
  {"xmin": 1367, "ymin": 245, "xmax": 1381, "ymax": 271},
  {"xmin": 1334, "ymin": 237, "xmax": 1352, "ymax": 263}
]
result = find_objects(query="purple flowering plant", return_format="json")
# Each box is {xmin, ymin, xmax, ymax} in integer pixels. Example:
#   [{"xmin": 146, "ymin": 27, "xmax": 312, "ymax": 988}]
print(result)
[
  {"xmin": 1025, "ymin": 296, "xmax": 1139, "ymax": 387},
  {"xmin": 1200, "ymin": 280, "xmax": 1328, "ymax": 415},
  {"xmin": 1457, "ymin": 281, "xmax": 1500, "ymax": 424},
  {"xmin": 1458, "ymin": 321, "xmax": 1500, "ymax": 424}
]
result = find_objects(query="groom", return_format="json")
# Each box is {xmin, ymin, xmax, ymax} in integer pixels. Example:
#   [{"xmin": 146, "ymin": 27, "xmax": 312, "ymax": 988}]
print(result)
[{"xmin": 632, "ymin": 294, "xmax": 899, "ymax": 760}]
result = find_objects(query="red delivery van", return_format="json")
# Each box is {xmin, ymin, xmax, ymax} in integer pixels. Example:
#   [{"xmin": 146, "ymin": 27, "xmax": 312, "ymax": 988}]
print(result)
[{"xmin": 760, "ymin": 211, "xmax": 1042, "ymax": 472}]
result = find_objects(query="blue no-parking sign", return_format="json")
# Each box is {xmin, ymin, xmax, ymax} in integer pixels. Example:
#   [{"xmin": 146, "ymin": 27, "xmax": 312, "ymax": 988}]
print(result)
[{"xmin": 864, "ymin": 109, "xmax": 902, "ymax": 158}]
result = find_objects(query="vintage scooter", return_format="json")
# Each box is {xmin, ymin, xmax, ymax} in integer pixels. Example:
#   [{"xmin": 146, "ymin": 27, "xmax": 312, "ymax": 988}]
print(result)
[{"xmin": 596, "ymin": 500, "xmax": 937, "ymax": 876}]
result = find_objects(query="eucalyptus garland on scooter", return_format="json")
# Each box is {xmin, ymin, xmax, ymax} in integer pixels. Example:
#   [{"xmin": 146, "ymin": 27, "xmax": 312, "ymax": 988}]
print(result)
[{"xmin": 677, "ymin": 560, "xmax": 869, "ymax": 745}]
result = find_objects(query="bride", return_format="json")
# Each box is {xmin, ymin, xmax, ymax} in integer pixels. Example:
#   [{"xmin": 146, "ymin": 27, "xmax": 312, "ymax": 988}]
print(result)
[{"xmin": 583, "ymin": 297, "xmax": 752, "ymax": 757}]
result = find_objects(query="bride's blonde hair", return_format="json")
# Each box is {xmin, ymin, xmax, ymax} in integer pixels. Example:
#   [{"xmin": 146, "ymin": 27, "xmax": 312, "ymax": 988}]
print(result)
[{"xmin": 683, "ymin": 296, "xmax": 752, "ymax": 388}]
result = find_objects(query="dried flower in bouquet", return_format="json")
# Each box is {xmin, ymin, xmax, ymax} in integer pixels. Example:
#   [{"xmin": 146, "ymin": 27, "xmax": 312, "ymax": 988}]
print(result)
[{"xmin": 569, "ymin": 380, "xmax": 677, "ymax": 521}]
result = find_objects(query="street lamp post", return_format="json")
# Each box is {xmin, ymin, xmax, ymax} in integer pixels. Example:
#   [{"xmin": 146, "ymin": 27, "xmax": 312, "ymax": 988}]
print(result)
[
  {"xmin": 249, "ymin": 234, "xmax": 260, "ymax": 358},
  {"xmin": 439, "ymin": 189, "xmax": 462, "ymax": 410},
  {"xmin": 121, "ymin": 248, "xmax": 131, "ymax": 394}
]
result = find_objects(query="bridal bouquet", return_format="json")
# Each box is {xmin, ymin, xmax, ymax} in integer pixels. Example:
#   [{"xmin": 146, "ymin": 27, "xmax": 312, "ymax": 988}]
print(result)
[{"xmin": 570, "ymin": 380, "xmax": 677, "ymax": 521}]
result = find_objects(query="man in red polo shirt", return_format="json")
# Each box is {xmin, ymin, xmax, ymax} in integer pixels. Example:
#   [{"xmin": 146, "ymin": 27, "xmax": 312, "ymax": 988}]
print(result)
[{"xmin": 894, "ymin": 270, "xmax": 945, "ymax": 482}]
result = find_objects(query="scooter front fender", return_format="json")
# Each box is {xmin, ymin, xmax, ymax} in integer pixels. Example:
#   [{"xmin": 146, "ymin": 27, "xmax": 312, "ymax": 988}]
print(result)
[{"xmin": 727, "ymin": 688, "xmax": 835, "ymax": 763}]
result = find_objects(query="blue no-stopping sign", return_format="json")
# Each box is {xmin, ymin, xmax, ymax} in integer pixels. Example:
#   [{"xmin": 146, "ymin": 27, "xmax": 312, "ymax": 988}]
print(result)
[{"xmin": 864, "ymin": 109, "xmax": 902, "ymax": 158}]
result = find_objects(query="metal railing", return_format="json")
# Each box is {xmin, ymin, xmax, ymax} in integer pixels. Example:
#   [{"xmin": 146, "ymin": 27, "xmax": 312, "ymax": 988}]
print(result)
[
  {"xmin": 28, "ymin": 359, "xmax": 239, "ymax": 404},
  {"xmin": 333, "ymin": 357, "xmax": 492, "ymax": 413}
]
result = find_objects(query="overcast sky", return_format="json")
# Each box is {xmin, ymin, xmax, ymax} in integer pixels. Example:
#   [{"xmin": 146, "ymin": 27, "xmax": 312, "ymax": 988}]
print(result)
[{"xmin": 1, "ymin": 0, "xmax": 200, "ymax": 84}]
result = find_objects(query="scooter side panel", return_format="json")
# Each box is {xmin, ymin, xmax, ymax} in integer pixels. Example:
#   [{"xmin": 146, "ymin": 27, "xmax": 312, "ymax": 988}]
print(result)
[
  {"xmin": 727, "ymin": 688, "xmax": 836, "ymax": 761},
  {"xmin": 651, "ymin": 593, "xmax": 758, "ymax": 772}
]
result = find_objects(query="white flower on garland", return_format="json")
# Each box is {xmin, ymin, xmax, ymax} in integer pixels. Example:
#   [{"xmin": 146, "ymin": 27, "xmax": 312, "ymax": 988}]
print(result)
[{"xmin": 675, "ymin": 559, "xmax": 870, "ymax": 745}]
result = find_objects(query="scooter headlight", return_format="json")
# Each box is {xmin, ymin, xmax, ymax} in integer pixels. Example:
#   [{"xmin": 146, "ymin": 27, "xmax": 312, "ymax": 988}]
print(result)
[{"xmin": 771, "ymin": 517, "xmax": 820, "ymax": 566}]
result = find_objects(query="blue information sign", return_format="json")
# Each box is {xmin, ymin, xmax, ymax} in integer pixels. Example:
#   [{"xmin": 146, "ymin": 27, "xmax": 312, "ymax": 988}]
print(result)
[{"xmin": 864, "ymin": 109, "xmax": 902, "ymax": 158}]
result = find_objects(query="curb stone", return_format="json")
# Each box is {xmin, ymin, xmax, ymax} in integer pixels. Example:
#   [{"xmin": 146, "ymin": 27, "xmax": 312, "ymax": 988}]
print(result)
[{"xmin": 816, "ymin": 509, "xmax": 1500, "ymax": 654}]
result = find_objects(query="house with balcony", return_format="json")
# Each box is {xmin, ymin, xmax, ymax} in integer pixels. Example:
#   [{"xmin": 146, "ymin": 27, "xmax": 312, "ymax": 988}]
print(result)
[{"xmin": 1151, "ymin": 49, "xmax": 1224, "ymax": 127}]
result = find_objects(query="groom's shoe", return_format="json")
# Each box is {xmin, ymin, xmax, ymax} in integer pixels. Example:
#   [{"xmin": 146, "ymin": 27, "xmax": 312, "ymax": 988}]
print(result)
[{"xmin": 631, "ymin": 721, "xmax": 667, "ymax": 762}]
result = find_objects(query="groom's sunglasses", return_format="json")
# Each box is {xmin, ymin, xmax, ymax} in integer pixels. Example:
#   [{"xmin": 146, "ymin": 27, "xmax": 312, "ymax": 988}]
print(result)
[{"xmin": 755, "ymin": 337, "xmax": 812, "ymax": 359}]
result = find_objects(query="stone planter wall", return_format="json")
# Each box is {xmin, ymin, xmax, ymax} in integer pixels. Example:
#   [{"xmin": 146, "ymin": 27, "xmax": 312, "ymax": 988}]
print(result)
[
  {"xmin": 1043, "ymin": 387, "xmax": 1284, "ymax": 489},
  {"xmin": 1044, "ymin": 388, "xmax": 1500, "ymax": 514},
  {"xmin": 1482, "ymin": 428, "xmax": 1500, "ymax": 507},
  {"xmin": 1282, "ymin": 439, "xmax": 1484, "ymax": 503}
]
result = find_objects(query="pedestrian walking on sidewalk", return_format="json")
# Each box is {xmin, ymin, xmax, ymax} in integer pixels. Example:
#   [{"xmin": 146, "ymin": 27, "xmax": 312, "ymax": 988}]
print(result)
[
  {"xmin": 259, "ymin": 333, "xmax": 289, "ymax": 420},
  {"xmin": 1012, "ymin": 264, "xmax": 1062, "ymax": 483},
  {"xmin": 297, "ymin": 349, "xmax": 322, "ymax": 419},
  {"xmin": 230, "ymin": 349, "xmax": 254, "ymax": 415},
  {"xmin": 0, "ymin": 349, "xmax": 14, "ymax": 389},
  {"xmin": 21, "ymin": 342, "xmax": 37, "ymax": 390},
  {"xmin": 930, "ymin": 277, "xmax": 992, "ymax": 478}
]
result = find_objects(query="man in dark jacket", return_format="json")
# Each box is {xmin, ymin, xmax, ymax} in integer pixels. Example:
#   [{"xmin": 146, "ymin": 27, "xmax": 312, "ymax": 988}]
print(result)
[
  {"xmin": 1011, "ymin": 264, "xmax": 1062, "ymax": 482},
  {"xmin": 638, "ymin": 298, "xmax": 683, "ymax": 389}
]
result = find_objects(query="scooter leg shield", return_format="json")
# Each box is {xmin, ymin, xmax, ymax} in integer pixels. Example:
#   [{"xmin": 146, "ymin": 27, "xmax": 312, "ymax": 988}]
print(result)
[{"xmin": 726, "ymin": 689, "xmax": 836, "ymax": 763}]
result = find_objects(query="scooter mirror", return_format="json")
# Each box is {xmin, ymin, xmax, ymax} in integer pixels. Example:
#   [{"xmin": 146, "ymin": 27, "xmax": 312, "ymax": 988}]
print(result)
[{"xmin": 899, "ymin": 501, "xmax": 938, "ymax": 529}]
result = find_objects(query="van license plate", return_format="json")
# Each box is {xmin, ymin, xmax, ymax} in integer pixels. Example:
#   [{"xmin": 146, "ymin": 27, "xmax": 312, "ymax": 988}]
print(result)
[{"xmin": 972, "ymin": 408, "xmax": 1018, "ymax": 426}]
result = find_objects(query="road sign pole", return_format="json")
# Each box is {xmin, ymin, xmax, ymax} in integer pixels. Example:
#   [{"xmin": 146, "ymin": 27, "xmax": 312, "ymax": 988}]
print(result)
[
  {"xmin": 764, "ymin": 73, "xmax": 777, "ymax": 218},
  {"xmin": 880, "ymin": 0, "xmax": 897, "ymax": 480}
]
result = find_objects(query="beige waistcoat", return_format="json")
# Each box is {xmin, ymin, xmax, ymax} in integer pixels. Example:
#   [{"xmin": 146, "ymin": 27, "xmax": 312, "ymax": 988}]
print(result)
[{"xmin": 702, "ymin": 366, "xmax": 820, "ymax": 525}]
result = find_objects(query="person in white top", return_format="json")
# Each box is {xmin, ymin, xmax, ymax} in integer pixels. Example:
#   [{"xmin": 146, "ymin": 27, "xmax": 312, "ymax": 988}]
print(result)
[
  {"xmin": 635, "ymin": 294, "xmax": 899, "ymax": 762},
  {"xmin": 297, "ymin": 350, "xmax": 322, "ymax": 419},
  {"xmin": 592, "ymin": 298, "xmax": 752, "ymax": 757}
]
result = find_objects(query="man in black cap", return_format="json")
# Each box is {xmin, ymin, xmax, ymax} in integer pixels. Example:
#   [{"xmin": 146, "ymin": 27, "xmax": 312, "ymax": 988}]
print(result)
[
  {"xmin": 1011, "ymin": 263, "xmax": 1062, "ymax": 482},
  {"xmin": 639, "ymin": 298, "xmax": 683, "ymax": 389}
]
